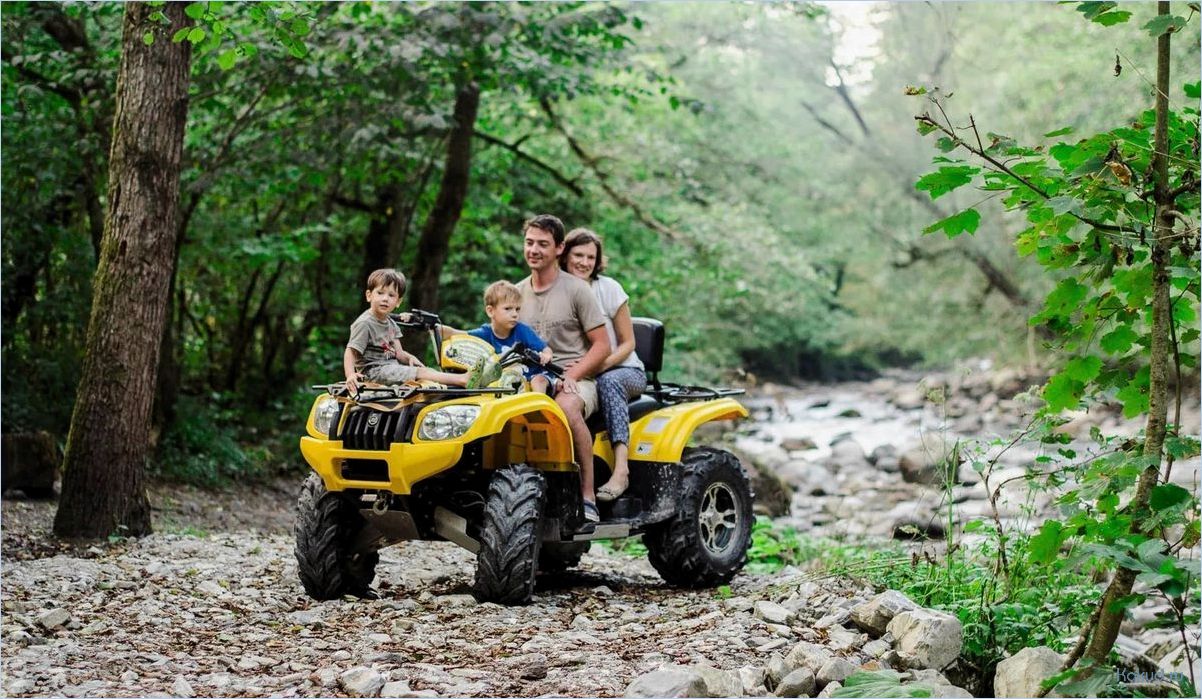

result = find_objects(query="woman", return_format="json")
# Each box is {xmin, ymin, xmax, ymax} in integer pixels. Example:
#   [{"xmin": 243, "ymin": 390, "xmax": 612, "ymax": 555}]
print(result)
[{"xmin": 560, "ymin": 228, "xmax": 646, "ymax": 502}]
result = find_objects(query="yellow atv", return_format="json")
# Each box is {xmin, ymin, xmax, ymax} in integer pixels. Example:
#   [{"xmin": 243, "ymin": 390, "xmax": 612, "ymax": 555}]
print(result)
[{"xmin": 295, "ymin": 310, "xmax": 753, "ymax": 604}]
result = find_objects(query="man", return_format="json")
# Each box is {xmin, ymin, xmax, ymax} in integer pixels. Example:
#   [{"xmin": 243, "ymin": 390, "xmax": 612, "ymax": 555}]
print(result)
[{"xmin": 516, "ymin": 214, "xmax": 609, "ymax": 523}]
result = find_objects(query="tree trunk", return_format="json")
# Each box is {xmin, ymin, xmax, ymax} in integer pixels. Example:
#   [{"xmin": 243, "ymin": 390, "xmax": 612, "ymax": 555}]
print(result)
[
  {"xmin": 1081, "ymin": 0, "xmax": 1174, "ymax": 668},
  {"xmin": 54, "ymin": 2, "xmax": 192, "ymax": 540},
  {"xmin": 408, "ymin": 82, "xmax": 480, "ymax": 313}
]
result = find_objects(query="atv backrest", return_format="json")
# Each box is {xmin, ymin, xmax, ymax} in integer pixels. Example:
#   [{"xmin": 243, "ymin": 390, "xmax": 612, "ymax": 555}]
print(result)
[{"xmin": 632, "ymin": 317, "xmax": 664, "ymax": 374}]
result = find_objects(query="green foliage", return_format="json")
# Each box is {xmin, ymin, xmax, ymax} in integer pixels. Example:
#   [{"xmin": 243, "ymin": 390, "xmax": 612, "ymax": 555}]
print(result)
[
  {"xmin": 832, "ymin": 671, "xmax": 934, "ymax": 698},
  {"xmin": 154, "ymin": 394, "xmax": 294, "ymax": 487}
]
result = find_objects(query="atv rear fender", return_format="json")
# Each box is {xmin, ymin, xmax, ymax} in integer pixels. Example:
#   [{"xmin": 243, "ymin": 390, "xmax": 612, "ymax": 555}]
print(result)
[{"xmin": 592, "ymin": 397, "xmax": 747, "ymax": 465}]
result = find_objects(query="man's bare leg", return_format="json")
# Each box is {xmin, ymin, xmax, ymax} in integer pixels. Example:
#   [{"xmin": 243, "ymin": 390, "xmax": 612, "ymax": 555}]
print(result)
[{"xmin": 556, "ymin": 392, "xmax": 595, "ymax": 502}]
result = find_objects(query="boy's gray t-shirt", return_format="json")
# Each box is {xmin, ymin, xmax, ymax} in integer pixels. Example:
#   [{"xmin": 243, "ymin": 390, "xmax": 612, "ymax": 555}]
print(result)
[
  {"xmin": 517, "ymin": 272, "xmax": 606, "ymax": 365},
  {"xmin": 347, "ymin": 309, "xmax": 404, "ymax": 371}
]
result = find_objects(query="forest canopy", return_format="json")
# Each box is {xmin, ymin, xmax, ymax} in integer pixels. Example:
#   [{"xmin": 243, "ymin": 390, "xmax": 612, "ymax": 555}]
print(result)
[{"xmin": 2, "ymin": 1, "xmax": 1199, "ymax": 480}]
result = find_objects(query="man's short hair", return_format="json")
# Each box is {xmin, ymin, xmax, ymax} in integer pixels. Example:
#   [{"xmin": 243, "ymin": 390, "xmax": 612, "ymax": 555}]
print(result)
[
  {"xmin": 483, "ymin": 280, "xmax": 522, "ymax": 308},
  {"xmin": 523, "ymin": 214, "xmax": 566, "ymax": 245},
  {"xmin": 366, "ymin": 268, "xmax": 406, "ymax": 294}
]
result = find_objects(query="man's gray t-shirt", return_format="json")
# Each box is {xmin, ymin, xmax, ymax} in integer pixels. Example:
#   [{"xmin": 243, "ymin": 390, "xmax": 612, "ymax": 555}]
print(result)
[
  {"xmin": 347, "ymin": 309, "xmax": 404, "ymax": 371},
  {"xmin": 517, "ymin": 272, "xmax": 606, "ymax": 365}
]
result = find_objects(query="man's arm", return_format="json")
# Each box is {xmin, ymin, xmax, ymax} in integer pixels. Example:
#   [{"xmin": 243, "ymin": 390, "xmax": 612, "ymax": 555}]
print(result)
[{"xmin": 566, "ymin": 325, "xmax": 609, "ymax": 382}]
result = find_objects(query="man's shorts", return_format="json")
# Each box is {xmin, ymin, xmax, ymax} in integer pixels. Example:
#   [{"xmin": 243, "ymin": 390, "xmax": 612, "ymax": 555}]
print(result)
[
  {"xmin": 363, "ymin": 362, "xmax": 419, "ymax": 384},
  {"xmin": 574, "ymin": 377, "xmax": 599, "ymax": 418}
]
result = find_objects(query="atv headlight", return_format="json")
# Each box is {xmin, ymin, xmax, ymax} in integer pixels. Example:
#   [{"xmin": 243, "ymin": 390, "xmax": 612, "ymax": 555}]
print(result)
[
  {"xmin": 312, "ymin": 396, "xmax": 341, "ymax": 437},
  {"xmin": 418, "ymin": 405, "xmax": 479, "ymax": 441}
]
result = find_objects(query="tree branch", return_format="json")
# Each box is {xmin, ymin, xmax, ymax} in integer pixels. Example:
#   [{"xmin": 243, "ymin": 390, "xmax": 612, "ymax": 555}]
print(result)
[
  {"xmin": 540, "ymin": 96, "xmax": 685, "ymax": 244},
  {"xmin": 473, "ymin": 129, "xmax": 584, "ymax": 196},
  {"xmin": 915, "ymin": 112, "xmax": 1129, "ymax": 234}
]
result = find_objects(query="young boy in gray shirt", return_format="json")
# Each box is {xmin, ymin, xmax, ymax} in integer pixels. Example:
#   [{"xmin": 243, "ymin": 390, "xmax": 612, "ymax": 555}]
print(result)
[{"xmin": 343, "ymin": 268, "xmax": 468, "ymax": 394}]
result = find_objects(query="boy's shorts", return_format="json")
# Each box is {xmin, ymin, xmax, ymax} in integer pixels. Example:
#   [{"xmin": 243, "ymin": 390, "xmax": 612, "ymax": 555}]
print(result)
[{"xmin": 363, "ymin": 362, "xmax": 419, "ymax": 384}]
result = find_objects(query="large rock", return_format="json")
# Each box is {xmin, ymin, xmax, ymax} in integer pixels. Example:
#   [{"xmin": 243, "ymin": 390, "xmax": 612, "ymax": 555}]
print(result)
[
  {"xmin": 891, "ymin": 387, "xmax": 926, "ymax": 410},
  {"xmin": 755, "ymin": 601, "xmax": 794, "ymax": 625},
  {"xmin": 734, "ymin": 448, "xmax": 793, "ymax": 517},
  {"xmin": 693, "ymin": 665, "xmax": 743, "ymax": 698},
  {"xmin": 785, "ymin": 642, "xmax": 833, "ymax": 674},
  {"xmin": 993, "ymin": 647, "xmax": 1062, "ymax": 698},
  {"xmin": 340, "ymin": 667, "xmax": 386, "ymax": 697},
  {"xmin": 2, "ymin": 432, "xmax": 59, "ymax": 498},
  {"xmin": 887, "ymin": 610, "xmax": 963, "ymax": 670},
  {"xmin": 625, "ymin": 667, "xmax": 708, "ymax": 698},
  {"xmin": 851, "ymin": 591, "xmax": 918, "ymax": 637},
  {"xmin": 775, "ymin": 668, "xmax": 815, "ymax": 698},
  {"xmin": 816, "ymin": 658, "xmax": 859, "ymax": 688},
  {"xmin": 899, "ymin": 433, "xmax": 960, "ymax": 486}
]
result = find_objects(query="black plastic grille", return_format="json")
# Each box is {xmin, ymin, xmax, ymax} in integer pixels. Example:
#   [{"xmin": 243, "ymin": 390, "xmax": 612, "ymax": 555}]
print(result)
[{"xmin": 336, "ymin": 406, "xmax": 414, "ymax": 450}]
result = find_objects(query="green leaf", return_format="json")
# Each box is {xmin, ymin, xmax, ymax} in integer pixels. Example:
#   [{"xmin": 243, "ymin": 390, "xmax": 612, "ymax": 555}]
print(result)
[
  {"xmin": 1093, "ymin": 10, "xmax": 1132, "ymax": 26},
  {"xmin": 290, "ymin": 18, "xmax": 311, "ymax": 37},
  {"xmin": 834, "ymin": 671, "xmax": 934, "ymax": 698},
  {"xmin": 1116, "ymin": 377, "xmax": 1149, "ymax": 418},
  {"xmin": 1186, "ymin": 82, "xmax": 1201, "ymax": 99},
  {"xmin": 1150, "ymin": 484, "xmax": 1191, "ymax": 511},
  {"xmin": 1044, "ymin": 126, "xmax": 1074, "ymax": 138},
  {"xmin": 172, "ymin": 27, "xmax": 191, "ymax": 43},
  {"xmin": 1064, "ymin": 356, "xmax": 1102, "ymax": 383},
  {"xmin": 1043, "ymin": 373, "xmax": 1083, "ymax": 413},
  {"xmin": 187, "ymin": 27, "xmax": 206, "ymax": 43},
  {"xmin": 1143, "ymin": 15, "xmax": 1186, "ymax": 37},
  {"xmin": 184, "ymin": 2, "xmax": 206, "ymax": 20},
  {"xmin": 1107, "ymin": 593, "xmax": 1146, "ymax": 614},
  {"xmin": 923, "ymin": 208, "xmax": 981, "ymax": 238},
  {"xmin": 217, "ymin": 48, "xmax": 237, "ymax": 70},
  {"xmin": 1029, "ymin": 520, "xmax": 1067, "ymax": 564},
  {"xmin": 143, "ymin": 31, "xmax": 155, "ymax": 46},
  {"xmin": 1100, "ymin": 324, "xmax": 1139, "ymax": 354},
  {"xmin": 915, "ymin": 165, "xmax": 979, "ymax": 200}
]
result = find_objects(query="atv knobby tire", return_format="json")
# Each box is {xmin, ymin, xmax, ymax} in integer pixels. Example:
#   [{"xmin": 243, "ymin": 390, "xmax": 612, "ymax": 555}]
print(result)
[
  {"xmin": 295, "ymin": 473, "xmax": 380, "ymax": 600},
  {"xmin": 645, "ymin": 447, "xmax": 753, "ymax": 587},
  {"xmin": 538, "ymin": 541, "xmax": 590, "ymax": 574},
  {"xmin": 472, "ymin": 465, "xmax": 546, "ymax": 605}
]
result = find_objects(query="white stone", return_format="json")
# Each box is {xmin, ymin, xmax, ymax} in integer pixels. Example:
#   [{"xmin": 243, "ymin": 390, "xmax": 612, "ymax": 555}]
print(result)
[
  {"xmin": 994, "ymin": 646, "xmax": 1062, "ymax": 698},
  {"xmin": 850, "ymin": 591, "xmax": 919, "ymax": 636},
  {"xmin": 171, "ymin": 676, "xmax": 195, "ymax": 698},
  {"xmin": 785, "ymin": 641, "xmax": 833, "ymax": 674},
  {"xmin": 196, "ymin": 580, "xmax": 225, "ymax": 596},
  {"xmin": 694, "ymin": 664, "xmax": 743, "ymax": 697},
  {"xmin": 775, "ymin": 667, "xmax": 815, "ymax": 698},
  {"xmin": 37, "ymin": 608, "xmax": 70, "ymax": 630},
  {"xmin": 816, "ymin": 658, "xmax": 858, "ymax": 687},
  {"xmin": 624, "ymin": 667, "xmax": 708, "ymax": 698},
  {"xmin": 340, "ymin": 667, "xmax": 386, "ymax": 697},
  {"xmin": 887, "ymin": 609, "xmax": 963, "ymax": 670},
  {"xmin": 755, "ymin": 601, "xmax": 794, "ymax": 625}
]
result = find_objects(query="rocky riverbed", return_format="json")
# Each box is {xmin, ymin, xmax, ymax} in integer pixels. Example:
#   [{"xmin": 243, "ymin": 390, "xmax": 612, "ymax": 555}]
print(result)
[{"xmin": 1, "ymin": 367, "xmax": 1198, "ymax": 697}]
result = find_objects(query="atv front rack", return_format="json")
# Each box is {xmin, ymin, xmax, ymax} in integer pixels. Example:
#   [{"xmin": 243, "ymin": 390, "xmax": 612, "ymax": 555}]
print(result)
[{"xmin": 311, "ymin": 383, "xmax": 517, "ymax": 401}]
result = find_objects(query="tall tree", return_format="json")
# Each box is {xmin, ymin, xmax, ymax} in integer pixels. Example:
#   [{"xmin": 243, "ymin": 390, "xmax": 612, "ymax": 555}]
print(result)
[{"xmin": 54, "ymin": 2, "xmax": 192, "ymax": 539}]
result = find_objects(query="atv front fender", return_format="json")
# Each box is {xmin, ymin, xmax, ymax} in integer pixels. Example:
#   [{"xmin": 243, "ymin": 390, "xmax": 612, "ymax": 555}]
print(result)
[{"xmin": 300, "ymin": 436, "xmax": 464, "ymax": 493}]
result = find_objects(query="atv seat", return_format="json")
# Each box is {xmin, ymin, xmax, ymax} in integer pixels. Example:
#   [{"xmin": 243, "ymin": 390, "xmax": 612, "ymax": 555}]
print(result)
[{"xmin": 584, "ymin": 318, "xmax": 665, "ymax": 434}]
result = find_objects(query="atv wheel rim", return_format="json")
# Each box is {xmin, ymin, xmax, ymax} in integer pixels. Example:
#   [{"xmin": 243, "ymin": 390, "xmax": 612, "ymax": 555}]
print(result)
[{"xmin": 698, "ymin": 482, "xmax": 740, "ymax": 556}]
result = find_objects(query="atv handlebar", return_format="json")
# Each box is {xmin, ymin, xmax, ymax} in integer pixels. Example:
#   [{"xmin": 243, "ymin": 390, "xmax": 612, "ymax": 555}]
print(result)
[
  {"xmin": 498, "ymin": 342, "xmax": 565, "ymax": 377},
  {"xmin": 391, "ymin": 309, "xmax": 441, "ymax": 331}
]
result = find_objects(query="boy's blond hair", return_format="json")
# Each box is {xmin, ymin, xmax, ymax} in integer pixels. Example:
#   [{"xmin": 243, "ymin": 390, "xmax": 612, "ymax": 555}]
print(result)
[
  {"xmin": 366, "ymin": 268, "xmax": 406, "ymax": 294},
  {"xmin": 483, "ymin": 280, "xmax": 522, "ymax": 308}
]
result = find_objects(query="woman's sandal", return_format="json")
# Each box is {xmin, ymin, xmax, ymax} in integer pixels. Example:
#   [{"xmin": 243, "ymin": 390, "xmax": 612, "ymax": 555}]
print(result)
[{"xmin": 596, "ymin": 478, "xmax": 629, "ymax": 503}]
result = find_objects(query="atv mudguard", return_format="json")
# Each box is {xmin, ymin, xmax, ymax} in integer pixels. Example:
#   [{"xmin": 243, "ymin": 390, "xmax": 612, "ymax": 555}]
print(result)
[{"xmin": 590, "ymin": 397, "xmax": 747, "ymax": 466}]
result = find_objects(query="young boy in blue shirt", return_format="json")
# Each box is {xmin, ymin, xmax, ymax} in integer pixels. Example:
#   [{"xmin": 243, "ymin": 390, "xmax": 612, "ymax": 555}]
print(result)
[{"xmin": 467, "ymin": 281, "xmax": 554, "ymax": 394}]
